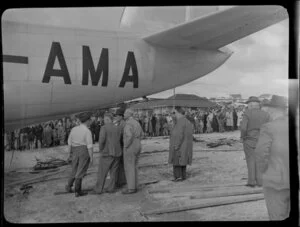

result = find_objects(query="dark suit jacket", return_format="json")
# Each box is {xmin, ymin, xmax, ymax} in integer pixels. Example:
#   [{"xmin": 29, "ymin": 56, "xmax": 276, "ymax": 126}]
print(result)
[{"xmin": 99, "ymin": 123, "xmax": 122, "ymax": 157}]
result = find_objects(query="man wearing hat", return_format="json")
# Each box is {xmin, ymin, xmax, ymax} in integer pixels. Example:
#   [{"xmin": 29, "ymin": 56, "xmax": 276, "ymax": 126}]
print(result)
[
  {"xmin": 122, "ymin": 108, "xmax": 143, "ymax": 194},
  {"xmin": 65, "ymin": 111, "xmax": 93, "ymax": 197},
  {"xmin": 255, "ymin": 95, "xmax": 289, "ymax": 220},
  {"xmin": 240, "ymin": 96, "xmax": 270, "ymax": 187},
  {"xmin": 90, "ymin": 112, "xmax": 123, "ymax": 194},
  {"xmin": 169, "ymin": 106, "xmax": 193, "ymax": 181},
  {"xmin": 114, "ymin": 108, "xmax": 127, "ymax": 188}
]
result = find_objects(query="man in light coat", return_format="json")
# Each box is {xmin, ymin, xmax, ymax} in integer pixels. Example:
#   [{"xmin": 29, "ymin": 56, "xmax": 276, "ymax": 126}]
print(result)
[
  {"xmin": 240, "ymin": 96, "xmax": 270, "ymax": 187},
  {"xmin": 255, "ymin": 95, "xmax": 289, "ymax": 220},
  {"xmin": 122, "ymin": 108, "xmax": 143, "ymax": 194},
  {"xmin": 169, "ymin": 106, "xmax": 193, "ymax": 181}
]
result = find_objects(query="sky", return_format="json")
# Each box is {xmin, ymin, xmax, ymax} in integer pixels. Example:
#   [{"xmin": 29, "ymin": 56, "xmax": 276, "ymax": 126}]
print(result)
[{"xmin": 2, "ymin": 6, "xmax": 290, "ymax": 99}]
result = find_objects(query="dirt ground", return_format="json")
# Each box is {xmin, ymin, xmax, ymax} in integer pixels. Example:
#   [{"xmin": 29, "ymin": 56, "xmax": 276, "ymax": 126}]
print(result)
[{"xmin": 4, "ymin": 130, "xmax": 270, "ymax": 222}]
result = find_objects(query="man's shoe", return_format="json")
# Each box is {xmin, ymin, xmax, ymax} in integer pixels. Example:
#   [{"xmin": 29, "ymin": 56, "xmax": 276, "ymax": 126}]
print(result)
[
  {"xmin": 65, "ymin": 178, "xmax": 75, "ymax": 192},
  {"xmin": 65, "ymin": 185, "xmax": 73, "ymax": 193},
  {"xmin": 104, "ymin": 188, "xmax": 116, "ymax": 194},
  {"xmin": 245, "ymin": 184, "xmax": 256, "ymax": 188},
  {"xmin": 122, "ymin": 189, "xmax": 137, "ymax": 194},
  {"xmin": 88, "ymin": 190, "xmax": 102, "ymax": 195},
  {"xmin": 75, "ymin": 191, "xmax": 87, "ymax": 197},
  {"xmin": 74, "ymin": 178, "xmax": 88, "ymax": 197},
  {"xmin": 172, "ymin": 178, "xmax": 183, "ymax": 182}
]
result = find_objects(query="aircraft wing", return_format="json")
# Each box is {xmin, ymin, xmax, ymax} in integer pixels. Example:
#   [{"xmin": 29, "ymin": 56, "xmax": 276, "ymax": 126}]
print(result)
[{"xmin": 143, "ymin": 5, "xmax": 288, "ymax": 49}]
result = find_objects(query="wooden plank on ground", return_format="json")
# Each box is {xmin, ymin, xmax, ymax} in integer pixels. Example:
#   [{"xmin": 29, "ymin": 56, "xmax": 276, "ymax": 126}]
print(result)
[
  {"xmin": 139, "ymin": 163, "xmax": 169, "ymax": 168},
  {"xmin": 148, "ymin": 181, "xmax": 247, "ymax": 194},
  {"xmin": 54, "ymin": 188, "xmax": 93, "ymax": 195},
  {"xmin": 189, "ymin": 187, "xmax": 263, "ymax": 199},
  {"xmin": 140, "ymin": 157, "xmax": 208, "ymax": 169},
  {"xmin": 143, "ymin": 194, "xmax": 265, "ymax": 215},
  {"xmin": 198, "ymin": 149, "xmax": 243, "ymax": 152},
  {"xmin": 141, "ymin": 150, "xmax": 168, "ymax": 155},
  {"xmin": 140, "ymin": 149, "xmax": 243, "ymax": 154},
  {"xmin": 140, "ymin": 179, "xmax": 160, "ymax": 186}
]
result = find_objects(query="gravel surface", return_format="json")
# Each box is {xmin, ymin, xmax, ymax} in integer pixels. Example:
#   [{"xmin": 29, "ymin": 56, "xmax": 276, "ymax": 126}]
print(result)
[{"xmin": 4, "ymin": 130, "xmax": 270, "ymax": 222}]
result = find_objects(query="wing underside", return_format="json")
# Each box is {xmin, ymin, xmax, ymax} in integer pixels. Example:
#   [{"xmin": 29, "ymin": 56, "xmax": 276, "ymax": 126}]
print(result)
[{"xmin": 142, "ymin": 5, "xmax": 288, "ymax": 49}]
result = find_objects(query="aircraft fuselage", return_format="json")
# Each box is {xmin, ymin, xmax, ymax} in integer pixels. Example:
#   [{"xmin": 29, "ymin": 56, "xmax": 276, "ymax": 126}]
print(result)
[{"xmin": 3, "ymin": 21, "xmax": 232, "ymax": 130}]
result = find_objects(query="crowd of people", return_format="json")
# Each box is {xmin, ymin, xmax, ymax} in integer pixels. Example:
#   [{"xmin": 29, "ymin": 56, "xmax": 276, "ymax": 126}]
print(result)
[
  {"xmin": 3, "ymin": 116, "xmax": 105, "ymax": 151},
  {"xmin": 135, "ymin": 104, "xmax": 245, "ymax": 137},
  {"xmin": 4, "ymin": 103, "xmax": 246, "ymax": 152}
]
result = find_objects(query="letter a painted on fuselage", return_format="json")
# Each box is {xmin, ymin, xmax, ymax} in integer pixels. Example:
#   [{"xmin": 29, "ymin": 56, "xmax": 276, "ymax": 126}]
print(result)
[
  {"xmin": 119, "ymin": 51, "xmax": 138, "ymax": 88},
  {"xmin": 82, "ymin": 46, "xmax": 108, "ymax": 86},
  {"xmin": 42, "ymin": 42, "xmax": 71, "ymax": 84}
]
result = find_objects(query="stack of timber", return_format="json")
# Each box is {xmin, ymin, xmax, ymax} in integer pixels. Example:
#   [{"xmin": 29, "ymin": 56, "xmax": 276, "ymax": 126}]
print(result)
[
  {"xmin": 33, "ymin": 157, "xmax": 69, "ymax": 171},
  {"xmin": 148, "ymin": 181, "xmax": 248, "ymax": 194},
  {"xmin": 143, "ymin": 182, "xmax": 264, "ymax": 216},
  {"xmin": 206, "ymin": 138, "xmax": 239, "ymax": 148}
]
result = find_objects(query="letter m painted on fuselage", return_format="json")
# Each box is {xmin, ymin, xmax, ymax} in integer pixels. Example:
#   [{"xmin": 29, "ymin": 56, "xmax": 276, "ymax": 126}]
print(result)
[{"xmin": 82, "ymin": 46, "xmax": 108, "ymax": 86}]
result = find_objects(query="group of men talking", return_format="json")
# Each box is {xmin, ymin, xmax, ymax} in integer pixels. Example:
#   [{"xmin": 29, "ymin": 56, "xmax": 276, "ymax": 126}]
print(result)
[
  {"xmin": 65, "ymin": 108, "xmax": 143, "ymax": 197},
  {"xmin": 64, "ymin": 94, "xmax": 290, "ymax": 221}
]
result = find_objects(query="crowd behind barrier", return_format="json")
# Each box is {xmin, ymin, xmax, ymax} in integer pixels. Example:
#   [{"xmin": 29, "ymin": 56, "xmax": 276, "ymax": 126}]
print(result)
[{"xmin": 4, "ymin": 103, "xmax": 246, "ymax": 151}]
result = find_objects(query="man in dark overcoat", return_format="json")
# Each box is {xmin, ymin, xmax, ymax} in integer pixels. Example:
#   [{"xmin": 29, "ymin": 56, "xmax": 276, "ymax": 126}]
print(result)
[{"xmin": 169, "ymin": 106, "xmax": 193, "ymax": 181}]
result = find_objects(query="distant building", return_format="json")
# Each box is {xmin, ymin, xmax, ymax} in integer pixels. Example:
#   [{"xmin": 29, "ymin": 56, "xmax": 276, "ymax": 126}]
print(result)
[
  {"xmin": 230, "ymin": 94, "xmax": 243, "ymax": 102},
  {"xmin": 258, "ymin": 94, "xmax": 273, "ymax": 100},
  {"xmin": 212, "ymin": 94, "xmax": 246, "ymax": 104},
  {"xmin": 130, "ymin": 94, "xmax": 216, "ymax": 115}
]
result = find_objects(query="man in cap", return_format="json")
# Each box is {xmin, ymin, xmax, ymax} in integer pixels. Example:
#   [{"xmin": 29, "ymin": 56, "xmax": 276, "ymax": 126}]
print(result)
[
  {"xmin": 240, "ymin": 96, "xmax": 270, "ymax": 187},
  {"xmin": 255, "ymin": 95, "xmax": 289, "ymax": 220},
  {"xmin": 122, "ymin": 108, "xmax": 143, "ymax": 194},
  {"xmin": 65, "ymin": 111, "xmax": 93, "ymax": 197}
]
